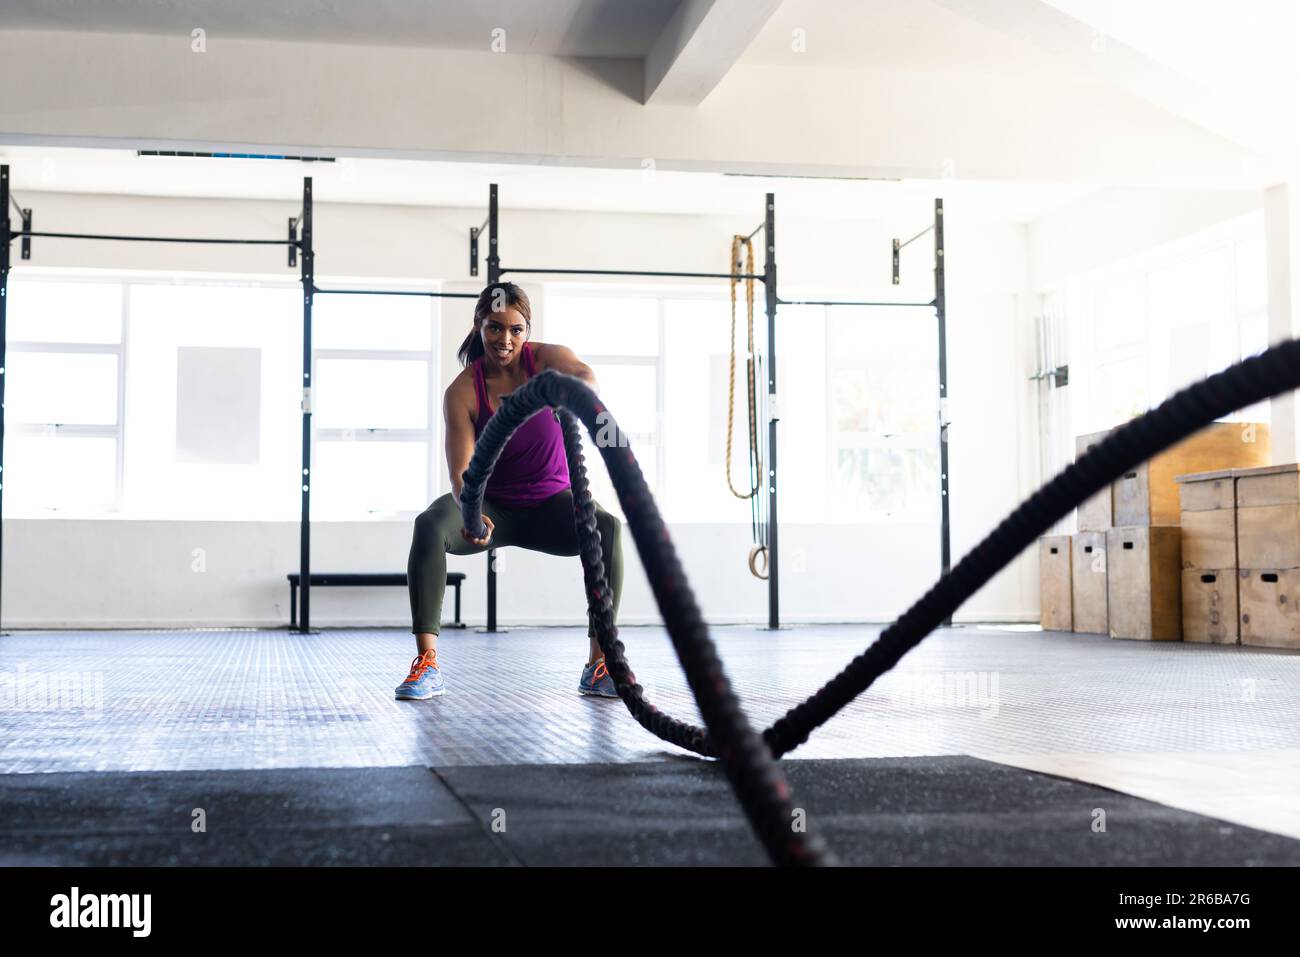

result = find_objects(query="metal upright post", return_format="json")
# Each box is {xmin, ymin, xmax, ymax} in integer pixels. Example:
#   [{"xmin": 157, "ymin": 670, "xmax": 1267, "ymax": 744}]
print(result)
[
  {"xmin": 299, "ymin": 177, "xmax": 315, "ymax": 633},
  {"xmin": 935, "ymin": 199, "xmax": 952, "ymax": 610},
  {"xmin": 764, "ymin": 193, "xmax": 780, "ymax": 630},
  {"xmin": 0, "ymin": 166, "xmax": 10, "ymax": 634},
  {"xmin": 486, "ymin": 184, "xmax": 500, "ymax": 632}
]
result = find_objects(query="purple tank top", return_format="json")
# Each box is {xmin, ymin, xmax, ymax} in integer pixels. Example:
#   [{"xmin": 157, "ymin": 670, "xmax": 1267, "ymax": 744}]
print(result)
[{"xmin": 472, "ymin": 341, "xmax": 571, "ymax": 507}]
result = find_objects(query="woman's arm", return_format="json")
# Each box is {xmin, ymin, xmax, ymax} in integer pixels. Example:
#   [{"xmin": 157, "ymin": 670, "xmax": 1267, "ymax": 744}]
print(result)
[
  {"xmin": 443, "ymin": 385, "xmax": 476, "ymax": 503},
  {"xmin": 443, "ymin": 383, "xmax": 494, "ymax": 544},
  {"xmin": 537, "ymin": 342, "xmax": 599, "ymax": 394}
]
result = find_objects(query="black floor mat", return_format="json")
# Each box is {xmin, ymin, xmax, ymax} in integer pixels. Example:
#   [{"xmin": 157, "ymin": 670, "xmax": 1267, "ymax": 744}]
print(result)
[{"xmin": 3, "ymin": 757, "xmax": 1296, "ymax": 866}]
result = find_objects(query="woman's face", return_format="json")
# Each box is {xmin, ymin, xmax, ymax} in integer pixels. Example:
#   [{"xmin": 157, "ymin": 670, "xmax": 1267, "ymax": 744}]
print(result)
[{"xmin": 480, "ymin": 306, "xmax": 528, "ymax": 370}]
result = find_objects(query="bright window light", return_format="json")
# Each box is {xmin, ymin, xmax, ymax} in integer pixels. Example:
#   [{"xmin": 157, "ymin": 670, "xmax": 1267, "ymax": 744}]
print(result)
[
  {"xmin": 123, "ymin": 282, "xmax": 302, "ymax": 521},
  {"xmin": 314, "ymin": 358, "xmax": 429, "ymax": 430},
  {"xmin": 588, "ymin": 362, "xmax": 656, "ymax": 437},
  {"xmin": 6, "ymin": 436, "xmax": 117, "ymax": 514},
  {"xmin": 314, "ymin": 440, "xmax": 431, "ymax": 518},
  {"xmin": 5, "ymin": 352, "xmax": 118, "ymax": 426},
  {"xmin": 544, "ymin": 295, "xmax": 659, "ymax": 355},
  {"xmin": 313, "ymin": 292, "xmax": 433, "ymax": 351},
  {"xmin": 663, "ymin": 296, "xmax": 772, "ymax": 524},
  {"xmin": 6, "ymin": 279, "xmax": 122, "ymax": 344}
]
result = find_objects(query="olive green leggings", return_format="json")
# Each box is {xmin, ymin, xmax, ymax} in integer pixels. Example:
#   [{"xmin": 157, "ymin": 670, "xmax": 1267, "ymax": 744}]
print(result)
[{"xmin": 408, "ymin": 490, "xmax": 624, "ymax": 636}]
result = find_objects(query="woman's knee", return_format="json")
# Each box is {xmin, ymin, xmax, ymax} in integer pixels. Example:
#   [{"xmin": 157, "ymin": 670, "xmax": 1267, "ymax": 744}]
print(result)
[
  {"xmin": 595, "ymin": 508, "xmax": 622, "ymax": 546},
  {"xmin": 414, "ymin": 494, "xmax": 460, "ymax": 547}
]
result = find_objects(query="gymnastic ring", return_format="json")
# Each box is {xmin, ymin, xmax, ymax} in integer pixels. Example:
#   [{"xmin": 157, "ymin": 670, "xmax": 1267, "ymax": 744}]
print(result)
[{"xmin": 748, "ymin": 544, "xmax": 769, "ymax": 580}]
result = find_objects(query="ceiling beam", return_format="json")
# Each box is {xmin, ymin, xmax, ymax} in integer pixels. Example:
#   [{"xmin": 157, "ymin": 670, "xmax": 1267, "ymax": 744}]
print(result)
[{"xmin": 643, "ymin": 0, "xmax": 784, "ymax": 106}]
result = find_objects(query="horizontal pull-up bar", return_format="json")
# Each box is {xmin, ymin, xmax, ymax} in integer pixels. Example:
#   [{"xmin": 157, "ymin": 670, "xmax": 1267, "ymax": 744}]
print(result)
[
  {"xmin": 313, "ymin": 285, "xmax": 480, "ymax": 299},
  {"xmin": 502, "ymin": 266, "xmax": 765, "ymax": 282},
  {"xmin": 779, "ymin": 297, "xmax": 935, "ymax": 308},
  {"xmin": 12, "ymin": 230, "xmax": 297, "ymax": 246}
]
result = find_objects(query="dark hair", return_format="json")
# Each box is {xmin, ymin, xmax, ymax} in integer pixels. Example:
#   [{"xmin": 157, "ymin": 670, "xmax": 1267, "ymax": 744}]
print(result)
[{"xmin": 458, "ymin": 282, "xmax": 532, "ymax": 367}]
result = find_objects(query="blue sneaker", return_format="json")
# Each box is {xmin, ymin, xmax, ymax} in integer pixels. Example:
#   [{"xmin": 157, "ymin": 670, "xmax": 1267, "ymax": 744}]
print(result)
[
  {"xmin": 578, "ymin": 657, "xmax": 620, "ymax": 698},
  {"xmin": 395, "ymin": 650, "xmax": 445, "ymax": 700}
]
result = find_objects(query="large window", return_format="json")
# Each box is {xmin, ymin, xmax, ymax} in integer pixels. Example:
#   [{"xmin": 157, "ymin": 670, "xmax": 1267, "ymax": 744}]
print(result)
[
  {"xmin": 123, "ymin": 281, "xmax": 302, "ymax": 521},
  {"xmin": 1072, "ymin": 220, "xmax": 1269, "ymax": 436},
  {"xmin": 4, "ymin": 272, "xmax": 438, "ymax": 520},
  {"xmin": 824, "ymin": 307, "xmax": 940, "ymax": 521},
  {"xmin": 4, "ymin": 279, "xmax": 124, "ymax": 516},
  {"xmin": 311, "ymin": 292, "xmax": 438, "ymax": 519},
  {"xmin": 544, "ymin": 292, "xmax": 662, "ymax": 520},
  {"xmin": 544, "ymin": 287, "xmax": 940, "ymax": 525}
]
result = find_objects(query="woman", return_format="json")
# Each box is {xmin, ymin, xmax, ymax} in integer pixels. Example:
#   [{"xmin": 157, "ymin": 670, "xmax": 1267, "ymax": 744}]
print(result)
[{"xmin": 399, "ymin": 282, "xmax": 625, "ymax": 700}]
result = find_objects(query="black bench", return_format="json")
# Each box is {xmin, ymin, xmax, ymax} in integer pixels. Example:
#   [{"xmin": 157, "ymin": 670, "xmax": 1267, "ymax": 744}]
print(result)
[{"xmin": 286, "ymin": 572, "xmax": 467, "ymax": 629}]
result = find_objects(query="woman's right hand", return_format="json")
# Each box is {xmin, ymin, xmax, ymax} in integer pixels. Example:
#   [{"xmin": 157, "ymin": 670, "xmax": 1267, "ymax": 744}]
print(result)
[{"xmin": 461, "ymin": 514, "xmax": 495, "ymax": 547}]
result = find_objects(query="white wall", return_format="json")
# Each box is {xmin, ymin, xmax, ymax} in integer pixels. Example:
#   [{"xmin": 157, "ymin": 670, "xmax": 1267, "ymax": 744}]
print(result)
[
  {"xmin": 1028, "ymin": 187, "xmax": 1263, "ymax": 292},
  {"xmin": 945, "ymin": 218, "xmax": 1040, "ymax": 620},
  {"xmin": 1, "ymin": 186, "xmax": 1037, "ymax": 628}
]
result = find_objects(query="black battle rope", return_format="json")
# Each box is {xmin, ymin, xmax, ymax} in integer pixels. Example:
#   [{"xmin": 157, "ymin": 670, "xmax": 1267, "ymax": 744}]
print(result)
[
  {"xmin": 461, "ymin": 377, "xmax": 833, "ymax": 866},
  {"xmin": 460, "ymin": 338, "xmax": 1300, "ymax": 866}
]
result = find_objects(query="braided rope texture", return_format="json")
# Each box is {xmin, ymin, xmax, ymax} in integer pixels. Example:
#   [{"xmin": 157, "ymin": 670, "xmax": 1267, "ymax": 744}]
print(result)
[
  {"xmin": 458, "ymin": 338, "xmax": 1300, "ymax": 865},
  {"xmin": 726, "ymin": 235, "xmax": 761, "ymax": 500},
  {"xmin": 460, "ymin": 375, "xmax": 832, "ymax": 866}
]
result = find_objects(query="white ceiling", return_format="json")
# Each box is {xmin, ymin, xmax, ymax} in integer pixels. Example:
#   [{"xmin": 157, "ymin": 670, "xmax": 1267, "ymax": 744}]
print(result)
[
  {"xmin": 742, "ymin": 0, "xmax": 1049, "ymax": 70},
  {"xmin": 1044, "ymin": 0, "xmax": 1300, "ymax": 95},
  {"xmin": 0, "ymin": 0, "xmax": 682, "ymax": 56},
  {"xmin": 0, "ymin": 145, "xmax": 1094, "ymax": 224},
  {"xmin": 0, "ymin": 0, "xmax": 1286, "ymax": 189},
  {"xmin": 742, "ymin": 0, "xmax": 1300, "ymax": 170}
]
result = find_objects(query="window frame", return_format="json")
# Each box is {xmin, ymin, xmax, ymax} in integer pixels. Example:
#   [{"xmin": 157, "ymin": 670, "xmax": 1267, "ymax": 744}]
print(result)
[
  {"xmin": 821, "ymin": 303, "xmax": 942, "ymax": 523},
  {"xmin": 542, "ymin": 285, "xmax": 669, "ymax": 497},
  {"xmin": 309, "ymin": 283, "xmax": 440, "ymax": 520},
  {"xmin": 4, "ymin": 274, "xmax": 128, "ymax": 516},
  {"xmin": 5, "ymin": 269, "xmax": 443, "ymax": 521},
  {"xmin": 1071, "ymin": 213, "xmax": 1268, "ymax": 437},
  {"xmin": 548, "ymin": 283, "xmax": 946, "ymax": 525}
]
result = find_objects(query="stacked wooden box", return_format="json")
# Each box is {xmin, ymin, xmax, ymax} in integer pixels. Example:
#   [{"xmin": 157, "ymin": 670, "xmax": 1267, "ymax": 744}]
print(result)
[
  {"xmin": 1069, "ymin": 532, "xmax": 1109, "ymax": 633},
  {"xmin": 1177, "ymin": 469, "xmax": 1238, "ymax": 644},
  {"xmin": 1038, "ymin": 536, "xmax": 1072, "ymax": 631},
  {"xmin": 1070, "ymin": 431, "xmax": 1112, "ymax": 634},
  {"xmin": 1236, "ymin": 464, "xmax": 1300, "ymax": 649},
  {"xmin": 1039, "ymin": 422, "xmax": 1270, "ymax": 640},
  {"xmin": 1108, "ymin": 422, "xmax": 1269, "ymax": 640}
]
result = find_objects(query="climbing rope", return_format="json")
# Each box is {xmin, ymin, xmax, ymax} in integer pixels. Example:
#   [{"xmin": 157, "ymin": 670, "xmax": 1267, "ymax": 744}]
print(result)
[
  {"xmin": 459, "ymin": 336, "xmax": 1300, "ymax": 867},
  {"xmin": 727, "ymin": 234, "xmax": 767, "ymax": 578}
]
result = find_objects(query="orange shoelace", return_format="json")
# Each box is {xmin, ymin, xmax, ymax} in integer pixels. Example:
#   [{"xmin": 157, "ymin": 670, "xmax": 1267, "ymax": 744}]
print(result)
[
  {"xmin": 591, "ymin": 658, "xmax": 609, "ymax": 682},
  {"xmin": 404, "ymin": 650, "xmax": 438, "ymax": 683}
]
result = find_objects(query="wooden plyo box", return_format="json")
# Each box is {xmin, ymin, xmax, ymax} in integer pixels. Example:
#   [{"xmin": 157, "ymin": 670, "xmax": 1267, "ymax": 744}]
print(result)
[
  {"xmin": 1107, "ymin": 526, "xmax": 1182, "ymax": 641},
  {"xmin": 1039, "ymin": 536, "xmax": 1072, "ymax": 631},
  {"xmin": 1239, "ymin": 568, "xmax": 1300, "ymax": 650},
  {"xmin": 1112, "ymin": 421, "xmax": 1270, "ymax": 527},
  {"xmin": 1236, "ymin": 464, "xmax": 1300, "ymax": 649},
  {"xmin": 1236, "ymin": 464, "xmax": 1300, "ymax": 569},
  {"xmin": 1075, "ymin": 430, "xmax": 1114, "ymax": 532},
  {"xmin": 1071, "ymin": 531, "xmax": 1108, "ymax": 634},
  {"xmin": 1176, "ymin": 468, "xmax": 1239, "ymax": 644},
  {"xmin": 1182, "ymin": 569, "xmax": 1238, "ymax": 644}
]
